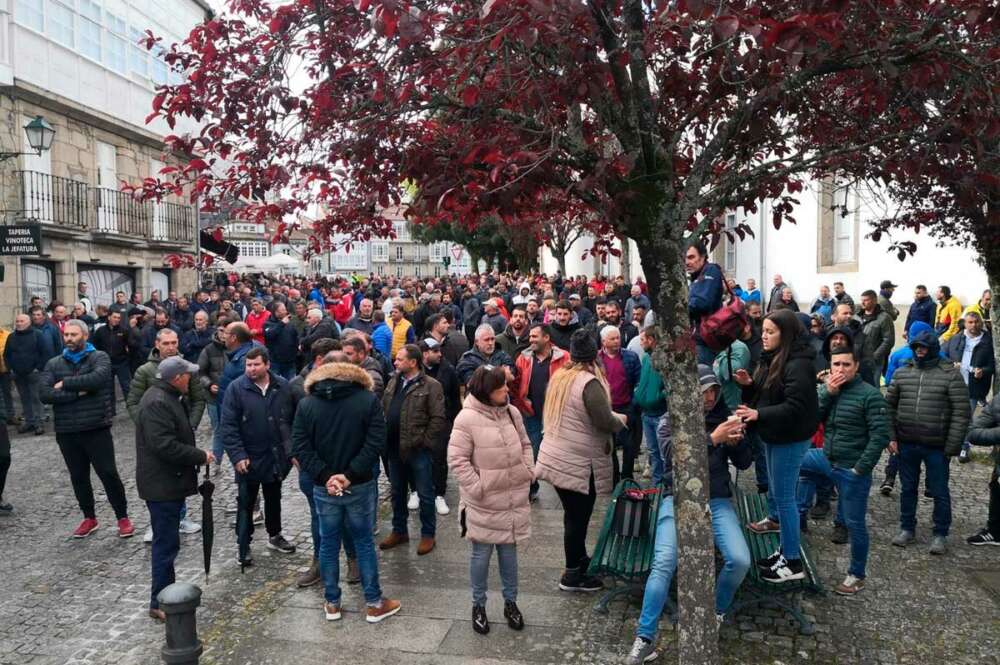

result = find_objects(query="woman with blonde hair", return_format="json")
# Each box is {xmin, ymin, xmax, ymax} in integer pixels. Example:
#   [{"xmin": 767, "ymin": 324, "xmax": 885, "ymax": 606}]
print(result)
[{"xmin": 535, "ymin": 329, "xmax": 626, "ymax": 592}]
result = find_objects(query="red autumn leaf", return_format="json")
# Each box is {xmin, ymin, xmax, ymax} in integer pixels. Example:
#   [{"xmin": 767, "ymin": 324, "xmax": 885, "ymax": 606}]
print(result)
[
  {"xmin": 461, "ymin": 85, "xmax": 480, "ymax": 107},
  {"xmin": 715, "ymin": 16, "xmax": 739, "ymax": 39}
]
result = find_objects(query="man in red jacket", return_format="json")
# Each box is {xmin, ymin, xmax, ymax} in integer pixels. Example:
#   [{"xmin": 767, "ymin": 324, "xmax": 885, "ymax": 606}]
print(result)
[
  {"xmin": 512, "ymin": 322, "xmax": 569, "ymax": 501},
  {"xmin": 326, "ymin": 286, "xmax": 354, "ymax": 328},
  {"xmin": 245, "ymin": 299, "xmax": 271, "ymax": 345}
]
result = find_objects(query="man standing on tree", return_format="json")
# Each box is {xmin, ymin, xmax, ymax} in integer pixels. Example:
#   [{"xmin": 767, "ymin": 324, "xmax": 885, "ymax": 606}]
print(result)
[{"xmin": 685, "ymin": 241, "xmax": 724, "ymax": 365}]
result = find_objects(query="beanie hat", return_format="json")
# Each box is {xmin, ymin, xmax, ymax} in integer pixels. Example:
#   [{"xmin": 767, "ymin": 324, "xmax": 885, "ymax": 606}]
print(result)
[{"xmin": 569, "ymin": 329, "xmax": 598, "ymax": 363}]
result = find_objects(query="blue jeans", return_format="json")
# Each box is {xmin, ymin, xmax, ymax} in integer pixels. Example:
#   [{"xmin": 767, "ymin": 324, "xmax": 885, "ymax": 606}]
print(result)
[
  {"xmin": 272, "ymin": 361, "xmax": 296, "ymax": 381},
  {"xmin": 111, "ymin": 361, "xmax": 131, "ymax": 399},
  {"xmin": 470, "ymin": 542, "xmax": 518, "ymax": 605},
  {"xmin": 147, "ymin": 499, "xmax": 183, "ymax": 610},
  {"xmin": 387, "ymin": 449, "xmax": 435, "ymax": 538},
  {"xmin": 899, "ymin": 443, "xmax": 952, "ymax": 536},
  {"xmin": 642, "ymin": 413, "xmax": 665, "ymax": 486},
  {"xmin": 298, "ymin": 468, "xmax": 321, "ymax": 560},
  {"xmin": 207, "ymin": 403, "xmax": 224, "ymax": 463},
  {"xmin": 637, "ymin": 497, "xmax": 750, "ymax": 639},
  {"xmin": 796, "ymin": 449, "xmax": 872, "ymax": 578},
  {"xmin": 524, "ymin": 415, "xmax": 543, "ymax": 495},
  {"xmin": 764, "ymin": 439, "xmax": 810, "ymax": 561},
  {"xmin": 313, "ymin": 481, "xmax": 382, "ymax": 606}
]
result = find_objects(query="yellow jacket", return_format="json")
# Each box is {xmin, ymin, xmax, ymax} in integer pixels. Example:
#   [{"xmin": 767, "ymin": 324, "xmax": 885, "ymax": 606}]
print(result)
[
  {"xmin": 390, "ymin": 317, "xmax": 413, "ymax": 357},
  {"xmin": 0, "ymin": 328, "xmax": 8, "ymax": 374},
  {"xmin": 935, "ymin": 296, "xmax": 963, "ymax": 342}
]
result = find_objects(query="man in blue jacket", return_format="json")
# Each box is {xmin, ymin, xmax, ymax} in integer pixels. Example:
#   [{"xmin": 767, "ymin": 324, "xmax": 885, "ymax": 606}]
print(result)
[
  {"xmin": 217, "ymin": 322, "xmax": 256, "ymax": 403},
  {"xmin": 685, "ymin": 241, "xmax": 724, "ymax": 364},
  {"xmin": 220, "ymin": 346, "xmax": 296, "ymax": 564},
  {"xmin": 904, "ymin": 284, "xmax": 936, "ymax": 333},
  {"xmin": 29, "ymin": 306, "xmax": 61, "ymax": 358}
]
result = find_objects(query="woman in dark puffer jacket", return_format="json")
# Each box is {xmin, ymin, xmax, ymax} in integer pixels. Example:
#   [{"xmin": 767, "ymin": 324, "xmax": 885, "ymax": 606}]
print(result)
[{"xmin": 735, "ymin": 309, "xmax": 820, "ymax": 583}]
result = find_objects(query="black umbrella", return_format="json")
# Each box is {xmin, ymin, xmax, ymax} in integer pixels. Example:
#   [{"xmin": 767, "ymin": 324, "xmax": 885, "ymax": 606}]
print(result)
[
  {"xmin": 198, "ymin": 464, "xmax": 215, "ymax": 577},
  {"xmin": 235, "ymin": 477, "xmax": 253, "ymax": 573}
]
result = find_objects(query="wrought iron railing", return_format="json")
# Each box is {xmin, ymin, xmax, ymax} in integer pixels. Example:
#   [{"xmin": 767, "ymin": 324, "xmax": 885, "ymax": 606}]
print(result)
[{"xmin": 12, "ymin": 171, "xmax": 194, "ymax": 244}]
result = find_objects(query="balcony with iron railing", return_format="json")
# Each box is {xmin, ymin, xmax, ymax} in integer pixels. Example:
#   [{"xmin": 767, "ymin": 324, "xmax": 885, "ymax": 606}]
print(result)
[{"xmin": 13, "ymin": 171, "xmax": 194, "ymax": 246}]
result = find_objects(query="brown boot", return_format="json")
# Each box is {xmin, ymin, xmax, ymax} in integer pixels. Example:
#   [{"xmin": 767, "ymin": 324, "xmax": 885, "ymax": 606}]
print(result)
[
  {"xmin": 297, "ymin": 560, "xmax": 321, "ymax": 588},
  {"xmin": 379, "ymin": 532, "xmax": 409, "ymax": 550},
  {"xmin": 416, "ymin": 536, "xmax": 436, "ymax": 556},
  {"xmin": 347, "ymin": 558, "xmax": 361, "ymax": 584}
]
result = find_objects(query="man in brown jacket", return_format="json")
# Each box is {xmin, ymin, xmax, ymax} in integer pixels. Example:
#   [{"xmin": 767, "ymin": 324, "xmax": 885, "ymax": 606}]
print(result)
[{"xmin": 379, "ymin": 344, "xmax": 446, "ymax": 555}]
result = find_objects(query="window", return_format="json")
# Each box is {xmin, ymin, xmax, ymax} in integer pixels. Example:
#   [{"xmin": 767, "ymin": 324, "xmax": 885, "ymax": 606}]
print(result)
[
  {"xmin": 21, "ymin": 260, "xmax": 55, "ymax": 306},
  {"xmin": 103, "ymin": 10, "xmax": 125, "ymax": 35},
  {"xmin": 227, "ymin": 222, "xmax": 264, "ymax": 234},
  {"xmin": 414, "ymin": 264, "xmax": 421, "ymax": 277},
  {"xmin": 78, "ymin": 265, "xmax": 135, "ymax": 307},
  {"xmin": 818, "ymin": 176, "xmax": 859, "ymax": 270},
  {"xmin": 724, "ymin": 213, "xmax": 737, "ymax": 273},
  {"xmin": 371, "ymin": 241, "xmax": 388, "ymax": 262},
  {"xmin": 80, "ymin": 17, "xmax": 101, "ymax": 61},
  {"xmin": 104, "ymin": 32, "xmax": 126, "ymax": 73},
  {"xmin": 129, "ymin": 27, "xmax": 148, "ymax": 78},
  {"xmin": 47, "ymin": 0, "xmax": 74, "ymax": 47},
  {"xmin": 15, "ymin": 0, "xmax": 44, "ymax": 32},
  {"xmin": 235, "ymin": 241, "xmax": 269, "ymax": 258},
  {"xmin": 430, "ymin": 242, "xmax": 446, "ymax": 262},
  {"xmin": 395, "ymin": 246, "xmax": 404, "ymax": 261},
  {"xmin": 79, "ymin": 0, "xmax": 101, "ymax": 23},
  {"xmin": 434, "ymin": 266, "xmax": 441, "ymax": 277},
  {"xmin": 151, "ymin": 55, "xmax": 168, "ymax": 85},
  {"xmin": 392, "ymin": 220, "xmax": 410, "ymax": 241},
  {"xmin": 395, "ymin": 265, "xmax": 403, "ymax": 278}
]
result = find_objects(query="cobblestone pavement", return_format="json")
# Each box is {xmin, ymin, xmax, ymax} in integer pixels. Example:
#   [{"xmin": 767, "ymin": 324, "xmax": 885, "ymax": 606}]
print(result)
[{"xmin": 1, "ymin": 411, "xmax": 998, "ymax": 665}]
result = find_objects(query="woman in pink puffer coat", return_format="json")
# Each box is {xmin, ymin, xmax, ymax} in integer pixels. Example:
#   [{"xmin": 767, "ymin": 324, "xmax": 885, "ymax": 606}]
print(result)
[{"xmin": 448, "ymin": 365, "xmax": 533, "ymax": 636}]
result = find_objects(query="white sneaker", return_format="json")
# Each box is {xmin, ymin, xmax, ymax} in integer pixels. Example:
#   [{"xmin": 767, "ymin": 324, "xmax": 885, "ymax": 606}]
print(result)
[
  {"xmin": 407, "ymin": 492, "xmax": 419, "ymax": 511},
  {"xmin": 143, "ymin": 526, "xmax": 153, "ymax": 544},
  {"xmin": 179, "ymin": 518, "xmax": 202, "ymax": 535},
  {"xmin": 435, "ymin": 496, "xmax": 450, "ymax": 516},
  {"xmin": 252, "ymin": 509, "xmax": 264, "ymax": 525},
  {"xmin": 625, "ymin": 636, "xmax": 657, "ymax": 664}
]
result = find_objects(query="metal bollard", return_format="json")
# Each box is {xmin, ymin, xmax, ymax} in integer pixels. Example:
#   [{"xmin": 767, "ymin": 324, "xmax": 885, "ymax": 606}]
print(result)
[{"xmin": 157, "ymin": 583, "xmax": 203, "ymax": 665}]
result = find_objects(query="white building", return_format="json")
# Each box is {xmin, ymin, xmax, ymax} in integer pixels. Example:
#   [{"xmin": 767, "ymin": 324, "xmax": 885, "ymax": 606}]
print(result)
[{"xmin": 539, "ymin": 177, "xmax": 988, "ymax": 311}]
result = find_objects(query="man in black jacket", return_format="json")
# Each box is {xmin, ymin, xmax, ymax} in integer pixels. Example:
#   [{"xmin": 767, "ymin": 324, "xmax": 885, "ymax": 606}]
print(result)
[
  {"xmin": 942, "ymin": 310, "xmax": 994, "ymax": 463},
  {"xmin": 291, "ymin": 361, "xmax": 401, "ymax": 624},
  {"xmin": 263, "ymin": 302, "xmax": 300, "ymax": 380},
  {"xmin": 422, "ymin": 338, "xmax": 460, "ymax": 516},
  {"xmin": 92, "ymin": 310, "xmax": 131, "ymax": 398},
  {"xmin": 966, "ymin": 394, "xmax": 1000, "ymax": 546},
  {"xmin": 40, "ymin": 319, "xmax": 132, "ymax": 539},
  {"xmin": 4, "ymin": 314, "xmax": 47, "ymax": 435},
  {"xmin": 135, "ymin": 356, "xmax": 214, "ymax": 622}
]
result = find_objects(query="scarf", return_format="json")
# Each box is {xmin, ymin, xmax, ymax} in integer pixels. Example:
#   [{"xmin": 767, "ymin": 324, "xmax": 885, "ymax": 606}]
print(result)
[{"xmin": 62, "ymin": 342, "xmax": 96, "ymax": 365}]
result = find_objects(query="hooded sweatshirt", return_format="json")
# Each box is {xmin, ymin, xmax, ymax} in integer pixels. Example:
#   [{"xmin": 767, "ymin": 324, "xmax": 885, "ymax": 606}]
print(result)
[{"xmin": 884, "ymin": 321, "xmax": 942, "ymax": 385}]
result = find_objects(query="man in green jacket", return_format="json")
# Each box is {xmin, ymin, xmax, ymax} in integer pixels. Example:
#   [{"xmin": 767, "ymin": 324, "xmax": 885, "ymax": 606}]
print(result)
[
  {"xmin": 633, "ymin": 327, "xmax": 667, "ymax": 485},
  {"xmin": 886, "ymin": 330, "xmax": 970, "ymax": 555},
  {"xmin": 797, "ymin": 346, "xmax": 889, "ymax": 596}
]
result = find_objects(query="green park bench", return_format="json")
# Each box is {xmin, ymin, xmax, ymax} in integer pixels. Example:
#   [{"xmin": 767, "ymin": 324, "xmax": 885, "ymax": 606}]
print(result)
[
  {"xmin": 587, "ymin": 479, "xmax": 663, "ymax": 615},
  {"xmin": 729, "ymin": 483, "xmax": 824, "ymax": 635}
]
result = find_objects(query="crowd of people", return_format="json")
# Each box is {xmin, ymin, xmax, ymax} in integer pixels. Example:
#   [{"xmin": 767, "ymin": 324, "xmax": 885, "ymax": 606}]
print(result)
[{"xmin": 0, "ymin": 256, "xmax": 996, "ymax": 662}]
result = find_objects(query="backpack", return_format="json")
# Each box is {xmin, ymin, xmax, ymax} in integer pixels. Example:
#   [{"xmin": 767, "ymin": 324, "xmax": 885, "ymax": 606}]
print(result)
[{"xmin": 698, "ymin": 280, "xmax": 748, "ymax": 352}]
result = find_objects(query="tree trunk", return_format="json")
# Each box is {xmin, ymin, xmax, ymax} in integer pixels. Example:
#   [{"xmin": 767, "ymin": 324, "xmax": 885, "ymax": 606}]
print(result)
[
  {"xmin": 636, "ymin": 220, "xmax": 719, "ymax": 665},
  {"xmin": 550, "ymin": 247, "xmax": 568, "ymax": 276}
]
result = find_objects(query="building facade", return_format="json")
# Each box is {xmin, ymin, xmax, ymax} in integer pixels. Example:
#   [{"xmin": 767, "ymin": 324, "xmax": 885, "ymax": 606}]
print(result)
[{"xmin": 0, "ymin": 0, "xmax": 212, "ymax": 324}]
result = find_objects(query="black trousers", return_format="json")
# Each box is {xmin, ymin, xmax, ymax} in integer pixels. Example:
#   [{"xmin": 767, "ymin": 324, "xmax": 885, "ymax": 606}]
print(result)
[
  {"xmin": 611, "ymin": 406, "xmax": 641, "ymax": 483},
  {"xmin": 432, "ymin": 426, "xmax": 452, "ymax": 496},
  {"xmin": 555, "ymin": 474, "xmax": 597, "ymax": 570},
  {"xmin": 237, "ymin": 476, "xmax": 283, "ymax": 539},
  {"xmin": 56, "ymin": 428, "xmax": 128, "ymax": 520},
  {"xmin": 0, "ymin": 423, "xmax": 10, "ymax": 499},
  {"xmin": 988, "ymin": 468, "xmax": 1000, "ymax": 537}
]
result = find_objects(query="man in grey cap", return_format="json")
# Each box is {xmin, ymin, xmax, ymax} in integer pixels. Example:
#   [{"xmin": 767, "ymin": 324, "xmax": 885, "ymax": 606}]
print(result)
[
  {"xmin": 135, "ymin": 355, "xmax": 214, "ymax": 622},
  {"xmin": 569, "ymin": 293, "xmax": 595, "ymax": 327},
  {"xmin": 879, "ymin": 280, "xmax": 900, "ymax": 322}
]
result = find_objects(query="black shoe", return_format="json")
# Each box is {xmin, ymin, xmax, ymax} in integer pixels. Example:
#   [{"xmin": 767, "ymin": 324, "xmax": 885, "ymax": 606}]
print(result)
[
  {"xmin": 831, "ymin": 524, "xmax": 849, "ymax": 544},
  {"xmin": 267, "ymin": 535, "xmax": 296, "ymax": 554},
  {"xmin": 504, "ymin": 600, "xmax": 524, "ymax": 630},
  {"xmin": 809, "ymin": 501, "xmax": 831, "ymax": 519},
  {"xmin": 879, "ymin": 481, "xmax": 894, "ymax": 496},
  {"xmin": 472, "ymin": 604, "xmax": 490, "ymax": 634},
  {"xmin": 799, "ymin": 515, "xmax": 809, "ymax": 533},
  {"xmin": 558, "ymin": 570, "xmax": 604, "ymax": 592},
  {"xmin": 966, "ymin": 529, "xmax": 1000, "ymax": 546},
  {"xmin": 0, "ymin": 500, "xmax": 12, "ymax": 516},
  {"xmin": 924, "ymin": 489, "xmax": 934, "ymax": 499},
  {"xmin": 239, "ymin": 551, "xmax": 254, "ymax": 567},
  {"xmin": 756, "ymin": 483, "xmax": 769, "ymax": 494},
  {"xmin": 761, "ymin": 556, "xmax": 805, "ymax": 583},
  {"xmin": 756, "ymin": 549, "xmax": 781, "ymax": 571}
]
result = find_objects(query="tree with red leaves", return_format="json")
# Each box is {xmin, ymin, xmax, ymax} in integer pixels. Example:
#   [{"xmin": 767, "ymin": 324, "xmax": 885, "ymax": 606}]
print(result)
[{"xmin": 134, "ymin": 1, "xmax": 995, "ymax": 660}]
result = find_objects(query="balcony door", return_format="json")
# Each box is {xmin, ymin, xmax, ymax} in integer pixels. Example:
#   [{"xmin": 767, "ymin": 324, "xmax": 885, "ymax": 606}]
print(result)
[
  {"xmin": 96, "ymin": 141, "xmax": 119, "ymax": 233},
  {"xmin": 20, "ymin": 118, "xmax": 53, "ymax": 223}
]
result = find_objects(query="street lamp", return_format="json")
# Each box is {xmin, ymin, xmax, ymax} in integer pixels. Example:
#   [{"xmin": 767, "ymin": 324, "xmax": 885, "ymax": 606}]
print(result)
[{"xmin": 0, "ymin": 116, "xmax": 56, "ymax": 162}]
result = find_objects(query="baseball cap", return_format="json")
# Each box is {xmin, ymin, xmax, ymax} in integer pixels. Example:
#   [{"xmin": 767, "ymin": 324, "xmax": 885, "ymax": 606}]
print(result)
[
  {"xmin": 697, "ymin": 364, "xmax": 720, "ymax": 392},
  {"xmin": 421, "ymin": 338, "xmax": 441, "ymax": 350},
  {"xmin": 157, "ymin": 356, "xmax": 200, "ymax": 382},
  {"xmin": 880, "ymin": 280, "xmax": 898, "ymax": 289},
  {"xmin": 568, "ymin": 293, "xmax": 581, "ymax": 301}
]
